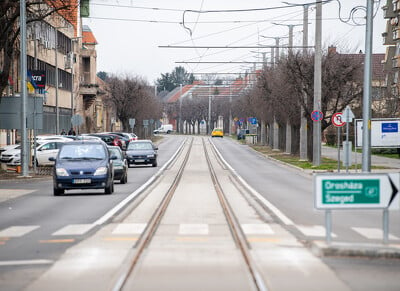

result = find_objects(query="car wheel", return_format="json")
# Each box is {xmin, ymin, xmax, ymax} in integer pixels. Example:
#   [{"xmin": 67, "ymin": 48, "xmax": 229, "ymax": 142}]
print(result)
[
  {"xmin": 54, "ymin": 187, "xmax": 64, "ymax": 196},
  {"xmin": 120, "ymin": 173, "xmax": 127, "ymax": 184},
  {"xmin": 152, "ymin": 160, "xmax": 157, "ymax": 167},
  {"xmin": 105, "ymin": 182, "xmax": 113, "ymax": 194}
]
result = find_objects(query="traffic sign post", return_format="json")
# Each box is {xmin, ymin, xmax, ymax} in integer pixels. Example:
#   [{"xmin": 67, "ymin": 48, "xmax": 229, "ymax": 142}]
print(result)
[
  {"xmin": 314, "ymin": 173, "xmax": 399, "ymax": 244},
  {"xmin": 332, "ymin": 112, "xmax": 346, "ymax": 172}
]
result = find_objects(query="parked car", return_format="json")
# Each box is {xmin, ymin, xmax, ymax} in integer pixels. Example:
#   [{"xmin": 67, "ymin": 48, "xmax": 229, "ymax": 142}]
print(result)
[
  {"xmin": 125, "ymin": 140, "xmax": 158, "ymax": 167},
  {"xmin": 35, "ymin": 135, "xmax": 74, "ymax": 142},
  {"xmin": 0, "ymin": 142, "xmax": 45, "ymax": 166},
  {"xmin": 105, "ymin": 132, "xmax": 131, "ymax": 148},
  {"xmin": 153, "ymin": 124, "xmax": 173, "ymax": 134},
  {"xmin": 86, "ymin": 133, "xmax": 126, "ymax": 150},
  {"xmin": 211, "ymin": 128, "xmax": 224, "ymax": 138},
  {"xmin": 108, "ymin": 132, "xmax": 138, "ymax": 145},
  {"xmin": 0, "ymin": 145, "xmax": 22, "ymax": 166},
  {"xmin": 0, "ymin": 144, "xmax": 20, "ymax": 155},
  {"xmin": 33, "ymin": 140, "xmax": 69, "ymax": 166},
  {"xmin": 107, "ymin": 146, "xmax": 128, "ymax": 184},
  {"xmin": 49, "ymin": 140, "xmax": 116, "ymax": 196}
]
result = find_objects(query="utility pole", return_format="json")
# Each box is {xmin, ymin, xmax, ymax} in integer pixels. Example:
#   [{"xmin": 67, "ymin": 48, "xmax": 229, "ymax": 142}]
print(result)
[
  {"xmin": 300, "ymin": 4, "xmax": 309, "ymax": 161},
  {"xmin": 362, "ymin": 0, "xmax": 374, "ymax": 172},
  {"xmin": 261, "ymin": 35, "xmax": 287, "ymax": 151},
  {"xmin": 273, "ymin": 23, "xmax": 302, "ymax": 154},
  {"xmin": 20, "ymin": 0, "xmax": 29, "ymax": 176},
  {"xmin": 313, "ymin": 0, "xmax": 322, "ymax": 166},
  {"xmin": 55, "ymin": 27, "xmax": 59, "ymax": 134}
]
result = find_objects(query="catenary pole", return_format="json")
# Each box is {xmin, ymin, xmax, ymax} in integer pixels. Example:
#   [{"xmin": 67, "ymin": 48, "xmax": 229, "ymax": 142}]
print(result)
[
  {"xmin": 20, "ymin": 0, "xmax": 29, "ymax": 176},
  {"xmin": 362, "ymin": 0, "xmax": 374, "ymax": 172},
  {"xmin": 300, "ymin": 4, "xmax": 309, "ymax": 160},
  {"xmin": 313, "ymin": 0, "xmax": 322, "ymax": 166}
]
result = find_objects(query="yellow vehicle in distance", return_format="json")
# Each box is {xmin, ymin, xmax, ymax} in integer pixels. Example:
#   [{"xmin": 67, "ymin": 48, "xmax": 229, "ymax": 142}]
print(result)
[{"xmin": 211, "ymin": 128, "xmax": 224, "ymax": 138}]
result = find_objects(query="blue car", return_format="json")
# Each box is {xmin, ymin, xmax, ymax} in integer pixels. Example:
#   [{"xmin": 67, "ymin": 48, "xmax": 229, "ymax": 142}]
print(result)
[{"xmin": 49, "ymin": 140, "xmax": 116, "ymax": 196}]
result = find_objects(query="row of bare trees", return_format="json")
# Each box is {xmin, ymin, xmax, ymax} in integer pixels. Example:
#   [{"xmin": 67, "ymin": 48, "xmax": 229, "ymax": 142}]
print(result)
[
  {"xmin": 232, "ymin": 50, "xmax": 399, "ymax": 159},
  {"xmin": 104, "ymin": 74, "xmax": 162, "ymax": 137},
  {"xmin": 172, "ymin": 50, "xmax": 399, "ymax": 160}
]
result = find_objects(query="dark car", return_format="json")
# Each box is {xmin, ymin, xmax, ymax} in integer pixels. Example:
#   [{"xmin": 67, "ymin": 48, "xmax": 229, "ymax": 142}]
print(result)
[
  {"xmin": 125, "ymin": 140, "xmax": 158, "ymax": 167},
  {"xmin": 49, "ymin": 140, "xmax": 116, "ymax": 195},
  {"xmin": 107, "ymin": 146, "xmax": 128, "ymax": 184},
  {"xmin": 86, "ymin": 133, "xmax": 126, "ymax": 150}
]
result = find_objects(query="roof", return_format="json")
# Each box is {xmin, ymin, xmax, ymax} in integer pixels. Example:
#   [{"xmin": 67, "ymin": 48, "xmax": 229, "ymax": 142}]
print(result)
[
  {"xmin": 82, "ymin": 25, "xmax": 98, "ymax": 45},
  {"xmin": 328, "ymin": 47, "xmax": 386, "ymax": 80},
  {"xmin": 163, "ymin": 77, "xmax": 253, "ymax": 103},
  {"xmin": 48, "ymin": 0, "xmax": 79, "ymax": 37},
  {"xmin": 346, "ymin": 53, "xmax": 386, "ymax": 80}
]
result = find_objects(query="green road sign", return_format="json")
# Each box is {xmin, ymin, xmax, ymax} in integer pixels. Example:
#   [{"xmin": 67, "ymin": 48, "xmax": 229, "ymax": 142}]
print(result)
[{"xmin": 314, "ymin": 173, "xmax": 399, "ymax": 209}]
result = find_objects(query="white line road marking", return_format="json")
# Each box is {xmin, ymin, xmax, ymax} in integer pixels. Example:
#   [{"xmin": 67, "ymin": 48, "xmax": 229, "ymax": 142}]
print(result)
[
  {"xmin": 296, "ymin": 225, "xmax": 337, "ymax": 237},
  {"xmin": 52, "ymin": 224, "xmax": 94, "ymax": 236},
  {"xmin": 352, "ymin": 227, "xmax": 400, "ymax": 240},
  {"xmin": 241, "ymin": 224, "xmax": 274, "ymax": 235},
  {"xmin": 0, "ymin": 189, "xmax": 36, "ymax": 203},
  {"xmin": 179, "ymin": 224, "xmax": 209, "ymax": 235},
  {"xmin": 0, "ymin": 226, "xmax": 39, "ymax": 237},
  {"xmin": 112, "ymin": 223, "xmax": 147, "ymax": 235},
  {"xmin": 0, "ymin": 260, "xmax": 53, "ymax": 266}
]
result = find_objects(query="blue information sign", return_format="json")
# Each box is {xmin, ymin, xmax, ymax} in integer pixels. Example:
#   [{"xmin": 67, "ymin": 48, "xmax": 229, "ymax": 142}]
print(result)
[{"xmin": 382, "ymin": 123, "xmax": 398, "ymax": 133}]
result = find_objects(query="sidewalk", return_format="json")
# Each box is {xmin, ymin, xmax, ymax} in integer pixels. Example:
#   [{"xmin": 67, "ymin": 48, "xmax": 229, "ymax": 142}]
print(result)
[{"xmin": 321, "ymin": 145, "xmax": 400, "ymax": 170}]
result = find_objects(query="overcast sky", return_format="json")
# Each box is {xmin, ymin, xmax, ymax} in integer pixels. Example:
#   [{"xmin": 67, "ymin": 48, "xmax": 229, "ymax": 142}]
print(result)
[{"xmin": 83, "ymin": 0, "xmax": 386, "ymax": 84}]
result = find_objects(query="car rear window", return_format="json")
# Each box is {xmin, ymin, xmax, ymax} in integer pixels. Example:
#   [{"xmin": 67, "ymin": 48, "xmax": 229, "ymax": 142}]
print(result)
[{"xmin": 128, "ymin": 142, "xmax": 153, "ymax": 150}]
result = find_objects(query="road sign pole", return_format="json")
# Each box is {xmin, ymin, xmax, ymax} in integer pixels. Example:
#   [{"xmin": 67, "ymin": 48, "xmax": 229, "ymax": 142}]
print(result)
[
  {"xmin": 337, "ymin": 127, "xmax": 341, "ymax": 172},
  {"xmin": 325, "ymin": 209, "xmax": 332, "ymax": 244},
  {"xmin": 383, "ymin": 209, "xmax": 389, "ymax": 244}
]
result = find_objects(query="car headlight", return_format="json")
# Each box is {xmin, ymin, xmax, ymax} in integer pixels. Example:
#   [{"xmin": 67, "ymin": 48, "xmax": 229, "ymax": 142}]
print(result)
[
  {"xmin": 94, "ymin": 167, "xmax": 107, "ymax": 176},
  {"xmin": 147, "ymin": 154, "xmax": 155, "ymax": 158},
  {"xmin": 56, "ymin": 168, "xmax": 69, "ymax": 176},
  {"xmin": 15, "ymin": 153, "xmax": 20, "ymax": 158}
]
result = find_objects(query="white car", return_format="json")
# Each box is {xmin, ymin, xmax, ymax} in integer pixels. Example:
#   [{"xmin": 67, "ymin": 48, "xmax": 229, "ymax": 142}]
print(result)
[
  {"xmin": 0, "ymin": 145, "xmax": 22, "ymax": 166},
  {"xmin": 0, "ymin": 144, "xmax": 20, "ymax": 155},
  {"xmin": 35, "ymin": 135, "xmax": 74, "ymax": 143},
  {"xmin": 33, "ymin": 140, "xmax": 70, "ymax": 166},
  {"xmin": 0, "ymin": 140, "xmax": 70, "ymax": 166}
]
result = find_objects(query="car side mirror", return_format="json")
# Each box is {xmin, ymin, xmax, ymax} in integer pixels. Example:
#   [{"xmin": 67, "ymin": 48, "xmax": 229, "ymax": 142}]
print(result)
[
  {"xmin": 154, "ymin": 146, "xmax": 158, "ymax": 150},
  {"xmin": 49, "ymin": 157, "xmax": 56, "ymax": 161}
]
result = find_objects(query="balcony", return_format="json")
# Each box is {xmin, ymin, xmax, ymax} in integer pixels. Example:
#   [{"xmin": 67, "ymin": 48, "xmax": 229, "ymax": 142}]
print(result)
[{"xmin": 383, "ymin": 4, "xmax": 396, "ymax": 18}]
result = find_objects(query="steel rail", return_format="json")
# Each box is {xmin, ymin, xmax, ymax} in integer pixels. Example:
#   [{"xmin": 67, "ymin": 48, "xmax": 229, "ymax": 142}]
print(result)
[
  {"xmin": 112, "ymin": 137, "xmax": 194, "ymax": 291},
  {"xmin": 202, "ymin": 137, "xmax": 269, "ymax": 291}
]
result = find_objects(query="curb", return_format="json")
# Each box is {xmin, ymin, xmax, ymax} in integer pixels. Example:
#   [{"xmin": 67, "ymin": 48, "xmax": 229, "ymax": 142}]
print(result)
[{"xmin": 310, "ymin": 240, "xmax": 400, "ymax": 259}]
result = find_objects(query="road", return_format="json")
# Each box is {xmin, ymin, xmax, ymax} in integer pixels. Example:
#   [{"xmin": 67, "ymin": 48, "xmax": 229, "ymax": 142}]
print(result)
[
  {"xmin": 0, "ymin": 135, "xmax": 399, "ymax": 290},
  {"xmin": 0, "ymin": 136, "xmax": 185, "ymax": 291}
]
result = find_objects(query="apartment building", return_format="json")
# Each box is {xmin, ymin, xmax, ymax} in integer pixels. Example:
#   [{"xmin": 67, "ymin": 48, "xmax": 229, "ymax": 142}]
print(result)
[{"xmin": 0, "ymin": 1, "xmax": 112, "ymax": 146}]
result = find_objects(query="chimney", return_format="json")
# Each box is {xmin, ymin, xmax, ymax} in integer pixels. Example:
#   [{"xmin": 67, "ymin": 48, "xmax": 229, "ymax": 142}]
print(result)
[{"xmin": 328, "ymin": 46, "xmax": 337, "ymax": 55}]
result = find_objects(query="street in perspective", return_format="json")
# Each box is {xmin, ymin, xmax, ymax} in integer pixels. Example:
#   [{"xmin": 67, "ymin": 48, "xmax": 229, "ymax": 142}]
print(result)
[{"xmin": 1, "ymin": 1, "xmax": 400, "ymax": 291}]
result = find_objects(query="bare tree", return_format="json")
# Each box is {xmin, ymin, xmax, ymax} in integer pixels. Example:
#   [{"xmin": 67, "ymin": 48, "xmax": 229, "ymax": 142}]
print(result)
[
  {"xmin": 0, "ymin": 0, "xmax": 77, "ymax": 97},
  {"xmin": 106, "ymin": 74, "xmax": 162, "ymax": 135}
]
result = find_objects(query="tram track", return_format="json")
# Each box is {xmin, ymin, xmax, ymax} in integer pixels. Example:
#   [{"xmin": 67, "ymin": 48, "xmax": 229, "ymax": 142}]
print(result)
[{"xmin": 111, "ymin": 136, "xmax": 269, "ymax": 291}]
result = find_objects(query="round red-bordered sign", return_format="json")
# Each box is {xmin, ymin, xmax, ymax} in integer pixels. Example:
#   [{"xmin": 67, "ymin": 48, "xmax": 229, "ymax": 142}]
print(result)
[
  {"xmin": 311, "ymin": 110, "xmax": 324, "ymax": 122},
  {"xmin": 332, "ymin": 112, "xmax": 346, "ymax": 127}
]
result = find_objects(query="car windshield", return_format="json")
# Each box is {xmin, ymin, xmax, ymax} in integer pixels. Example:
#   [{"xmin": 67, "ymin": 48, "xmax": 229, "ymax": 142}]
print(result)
[
  {"xmin": 59, "ymin": 144, "xmax": 106, "ymax": 160},
  {"xmin": 108, "ymin": 148, "xmax": 122, "ymax": 159},
  {"xmin": 128, "ymin": 142, "xmax": 153, "ymax": 150}
]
